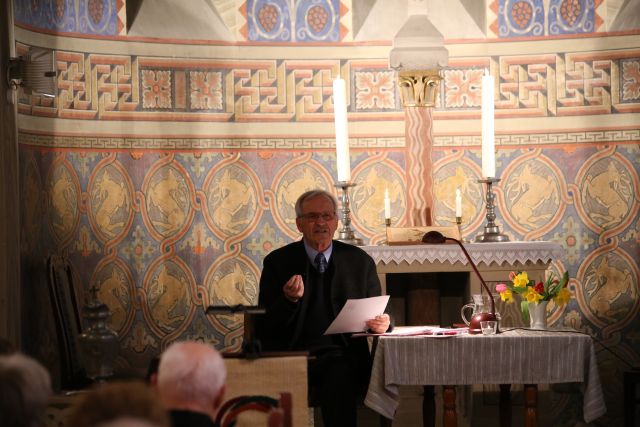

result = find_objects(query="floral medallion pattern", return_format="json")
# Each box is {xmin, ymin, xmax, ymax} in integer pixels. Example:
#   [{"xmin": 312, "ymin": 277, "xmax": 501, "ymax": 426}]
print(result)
[
  {"xmin": 443, "ymin": 69, "xmax": 484, "ymax": 108},
  {"xmin": 621, "ymin": 59, "xmax": 640, "ymax": 102},
  {"xmin": 14, "ymin": 0, "xmax": 121, "ymax": 35},
  {"xmin": 248, "ymin": 0, "xmax": 292, "ymax": 41},
  {"xmin": 190, "ymin": 72, "xmax": 223, "ymax": 110},
  {"xmin": 548, "ymin": 0, "xmax": 595, "ymax": 35},
  {"xmin": 142, "ymin": 70, "xmax": 172, "ymax": 109},
  {"xmin": 246, "ymin": 0, "xmax": 343, "ymax": 42},
  {"xmin": 499, "ymin": 0, "xmax": 544, "ymax": 37},
  {"xmin": 354, "ymin": 71, "xmax": 396, "ymax": 110},
  {"xmin": 294, "ymin": 0, "xmax": 340, "ymax": 42}
]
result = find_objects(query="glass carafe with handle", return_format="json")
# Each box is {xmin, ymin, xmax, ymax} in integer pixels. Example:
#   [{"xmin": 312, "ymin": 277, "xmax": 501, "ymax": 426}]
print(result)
[{"xmin": 461, "ymin": 294, "xmax": 499, "ymax": 333}]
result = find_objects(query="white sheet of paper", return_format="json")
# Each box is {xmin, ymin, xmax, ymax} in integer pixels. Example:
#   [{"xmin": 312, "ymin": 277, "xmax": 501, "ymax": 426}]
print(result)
[{"xmin": 324, "ymin": 295, "xmax": 390, "ymax": 335}]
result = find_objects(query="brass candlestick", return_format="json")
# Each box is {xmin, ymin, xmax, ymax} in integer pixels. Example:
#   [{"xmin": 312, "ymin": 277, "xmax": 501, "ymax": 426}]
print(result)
[
  {"xmin": 383, "ymin": 217, "xmax": 391, "ymax": 245},
  {"xmin": 476, "ymin": 178, "xmax": 509, "ymax": 242},
  {"xmin": 335, "ymin": 181, "xmax": 363, "ymax": 245}
]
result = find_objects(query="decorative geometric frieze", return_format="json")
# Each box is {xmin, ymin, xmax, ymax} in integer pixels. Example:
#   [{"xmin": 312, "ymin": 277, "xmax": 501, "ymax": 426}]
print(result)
[{"xmin": 16, "ymin": 47, "xmax": 640, "ymax": 120}]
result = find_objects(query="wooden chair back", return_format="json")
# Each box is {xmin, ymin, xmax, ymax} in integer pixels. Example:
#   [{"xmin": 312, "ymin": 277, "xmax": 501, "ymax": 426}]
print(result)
[
  {"xmin": 223, "ymin": 354, "xmax": 307, "ymax": 426},
  {"xmin": 46, "ymin": 254, "xmax": 86, "ymax": 389}
]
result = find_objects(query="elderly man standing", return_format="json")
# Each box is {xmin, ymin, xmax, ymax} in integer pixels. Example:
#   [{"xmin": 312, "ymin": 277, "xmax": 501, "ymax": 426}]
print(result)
[
  {"xmin": 256, "ymin": 189, "xmax": 391, "ymax": 427},
  {"xmin": 153, "ymin": 341, "xmax": 226, "ymax": 427}
]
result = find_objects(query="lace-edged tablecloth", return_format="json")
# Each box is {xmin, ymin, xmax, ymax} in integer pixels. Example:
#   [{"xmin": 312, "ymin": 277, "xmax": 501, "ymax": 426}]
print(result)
[{"xmin": 363, "ymin": 241, "xmax": 564, "ymax": 267}]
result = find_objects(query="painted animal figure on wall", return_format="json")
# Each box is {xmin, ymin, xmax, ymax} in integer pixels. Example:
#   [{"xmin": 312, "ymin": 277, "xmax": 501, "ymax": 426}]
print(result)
[
  {"xmin": 98, "ymin": 267, "xmax": 128, "ymax": 331},
  {"xmin": 507, "ymin": 164, "xmax": 558, "ymax": 226},
  {"xmin": 213, "ymin": 262, "xmax": 256, "ymax": 307},
  {"xmin": 150, "ymin": 265, "xmax": 187, "ymax": 330},
  {"xmin": 434, "ymin": 166, "xmax": 473, "ymax": 222},
  {"xmin": 354, "ymin": 167, "xmax": 401, "ymax": 227},
  {"xmin": 50, "ymin": 169, "xmax": 76, "ymax": 236},
  {"xmin": 279, "ymin": 168, "xmax": 325, "ymax": 224},
  {"xmin": 93, "ymin": 169, "xmax": 129, "ymax": 237},
  {"xmin": 586, "ymin": 256, "xmax": 634, "ymax": 322},
  {"xmin": 584, "ymin": 161, "xmax": 630, "ymax": 229},
  {"xmin": 147, "ymin": 169, "xmax": 187, "ymax": 236},
  {"xmin": 211, "ymin": 169, "xmax": 255, "ymax": 234}
]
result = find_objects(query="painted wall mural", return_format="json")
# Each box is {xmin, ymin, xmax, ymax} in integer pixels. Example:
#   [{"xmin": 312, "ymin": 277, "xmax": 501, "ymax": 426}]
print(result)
[
  {"xmin": 13, "ymin": 2, "xmax": 640, "ymax": 425},
  {"xmin": 19, "ymin": 132, "xmax": 640, "ymax": 426}
]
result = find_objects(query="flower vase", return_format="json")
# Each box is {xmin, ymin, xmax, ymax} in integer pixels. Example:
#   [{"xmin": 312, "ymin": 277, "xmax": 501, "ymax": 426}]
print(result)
[{"xmin": 528, "ymin": 301, "xmax": 549, "ymax": 330}]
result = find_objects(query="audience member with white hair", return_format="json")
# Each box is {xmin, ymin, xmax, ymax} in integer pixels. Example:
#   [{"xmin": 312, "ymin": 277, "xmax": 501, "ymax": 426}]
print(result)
[
  {"xmin": 152, "ymin": 341, "xmax": 227, "ymax": 427},
  {"xmin": 0, "ymin": 352, "xmax": 52, "ymax": 427}
]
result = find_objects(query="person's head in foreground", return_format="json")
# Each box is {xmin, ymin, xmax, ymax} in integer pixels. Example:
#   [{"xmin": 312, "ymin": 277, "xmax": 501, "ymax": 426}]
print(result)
[{"xmin": 154, "ymin": 341, "xmax": 227, "ymax": 422}]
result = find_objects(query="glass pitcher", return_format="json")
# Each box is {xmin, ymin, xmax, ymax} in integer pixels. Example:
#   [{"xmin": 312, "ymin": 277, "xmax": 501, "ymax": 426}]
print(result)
[{"xmin": 461, "ymin": 294, "xmax": 500, "ymax": 329}]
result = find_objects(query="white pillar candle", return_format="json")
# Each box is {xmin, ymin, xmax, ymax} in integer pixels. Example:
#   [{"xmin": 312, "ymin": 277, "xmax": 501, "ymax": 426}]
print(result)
[
  {"xmin": 455, "ymin": 188, "xmax": 462, "ymax": 217},
  {"xmin": 333, "ymin": 78, "xmax": 351, "ymax": 182},
  {"xmin": 384, "ymin": 188, "xmax": 391, "ymax": 219},
  {"xmin": 481, "ymin": 70, "xmax": 496, "ymax": 178}
]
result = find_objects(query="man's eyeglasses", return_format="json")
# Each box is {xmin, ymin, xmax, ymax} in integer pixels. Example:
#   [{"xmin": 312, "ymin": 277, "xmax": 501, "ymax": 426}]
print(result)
[{"xmin": 299, "ymin": 212, "xmax": 336, "ymax": 222}]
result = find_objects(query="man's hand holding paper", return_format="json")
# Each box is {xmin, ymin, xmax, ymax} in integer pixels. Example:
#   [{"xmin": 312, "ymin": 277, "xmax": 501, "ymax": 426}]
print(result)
[
  {"xmin": 366, "ymin": 313, "xmax": 390, "ymax": 334},
  {"xmin": 324, "ymin": 295, "xmax": 390, "ymax": 335}
]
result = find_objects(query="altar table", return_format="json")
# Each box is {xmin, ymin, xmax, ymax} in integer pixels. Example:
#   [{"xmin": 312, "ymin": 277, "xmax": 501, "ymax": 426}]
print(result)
[
  {"xmin": 363, "ymin": 241, "xmax": 564, "ymax": 295},
  {"xmin": 364, "ymin": 329, "xmax": 606, "ymax": 426}
]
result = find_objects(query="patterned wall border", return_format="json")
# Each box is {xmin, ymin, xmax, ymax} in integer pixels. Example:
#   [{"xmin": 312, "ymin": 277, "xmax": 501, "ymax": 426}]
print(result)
[
  {"xmin": 16, "ymin": 47, "xmax": 640, "ymax": 121},
  {"xmin": 18, "ymin": 129, "xmax": 640, "ymax": 150},
  {"xmin": 16, "ymin": 133, "xmax": 405, "ymax": 150}
]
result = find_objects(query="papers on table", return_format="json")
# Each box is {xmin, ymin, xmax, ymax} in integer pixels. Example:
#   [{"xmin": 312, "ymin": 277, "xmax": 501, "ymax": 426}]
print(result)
[
  {"xmin": 324, "ymin": 295, "xmax": 390, "ymax": 335},
  {"xmin": 352, "ymin": 325, "xmax": 468, "ymax": 338}
]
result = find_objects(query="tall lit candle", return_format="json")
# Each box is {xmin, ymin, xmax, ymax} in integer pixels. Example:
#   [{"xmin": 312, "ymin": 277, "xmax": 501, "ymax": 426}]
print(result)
[
  {"xmin": 481, "ymin": 69, "xmax": 496, "ymax": 178},
  {"xmin": 455, "ymin": 188, "xmax": 462, "ymax": 217},
  {"xmin": 333, "ymin": 78, "xmax": 351, "ymax": 182},
  {"xmin": 384, "ymin": 188, "xmax": 391, "ymax": 219}
]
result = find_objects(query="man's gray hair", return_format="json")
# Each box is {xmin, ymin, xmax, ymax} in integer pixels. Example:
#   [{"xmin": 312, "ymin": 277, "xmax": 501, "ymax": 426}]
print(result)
[
  {"xmin": 0, "ymin": 353, "xmax": 52, "ymax": 427},
  {"xmin": 295, "ymin": 189, "xmax": 338, "ymax": 218},
  {"xmin": 157, "ymin": 341, "xmax": 226, "ymax": 410}
]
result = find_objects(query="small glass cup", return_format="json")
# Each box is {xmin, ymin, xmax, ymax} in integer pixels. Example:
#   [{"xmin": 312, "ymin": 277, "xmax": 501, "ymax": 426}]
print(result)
[{"xmin": 480, "ymin": 320, "xmax": 497, "ymax": 335}]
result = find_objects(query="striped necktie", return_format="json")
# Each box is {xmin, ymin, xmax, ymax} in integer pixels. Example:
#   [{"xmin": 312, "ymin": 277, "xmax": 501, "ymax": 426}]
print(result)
[{"xmin": 315, "ymin": 252, "xmax": 328, "ymax": 273}]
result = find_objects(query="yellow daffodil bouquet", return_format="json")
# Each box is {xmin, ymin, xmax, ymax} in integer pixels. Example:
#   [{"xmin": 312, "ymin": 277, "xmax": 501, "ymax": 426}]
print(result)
[{"xmin": 495, "ymin": 271, "xmax": 571, "ymax": 322}]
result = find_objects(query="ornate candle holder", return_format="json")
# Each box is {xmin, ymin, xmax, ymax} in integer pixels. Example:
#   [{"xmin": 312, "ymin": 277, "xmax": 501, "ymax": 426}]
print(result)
[
  {"xmin": 383, "ymin": 217, "xmax": 391, "ymax": 245},
  {"xmin": 476, "ymin": 178, "xmax": 509, "ymax": 243},
  {"xmin": 335, "ymin": 181, "xmax": 363, "ymax": 245},
  {"xmin": 456, "ymin": 216, "xmax": 463, "ymax": 241}
]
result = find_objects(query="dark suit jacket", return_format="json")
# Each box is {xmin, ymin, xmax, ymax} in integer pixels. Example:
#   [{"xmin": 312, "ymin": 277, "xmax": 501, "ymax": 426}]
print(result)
[{"xmin": 256, "ymin": 239, "xmax": 387, "ymax": 354}]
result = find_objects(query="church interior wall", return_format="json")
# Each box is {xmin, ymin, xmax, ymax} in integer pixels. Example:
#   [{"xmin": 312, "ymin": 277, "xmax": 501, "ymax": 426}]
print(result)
[{"xmin": 8, "ymin": 0, "xmax": 640, "ymax": 424}]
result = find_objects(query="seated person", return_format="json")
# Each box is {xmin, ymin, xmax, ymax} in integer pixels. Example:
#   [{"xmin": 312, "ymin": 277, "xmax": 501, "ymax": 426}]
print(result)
[
  {"xmin": 256, "ymin": 189, "xmax": 391, "ymax": 427},
  {"xmin": 0, "ymin": 352, "xmax": 52, "ymax": 427},
  {"xmin": 152, "ymin": 341, "xmax": 226, "ymax": 427}
]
